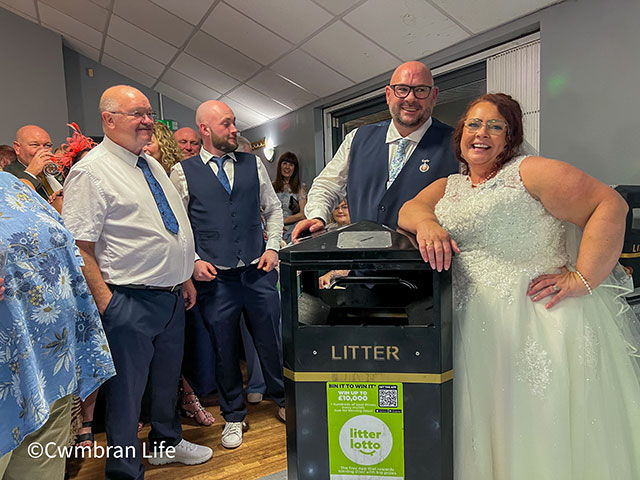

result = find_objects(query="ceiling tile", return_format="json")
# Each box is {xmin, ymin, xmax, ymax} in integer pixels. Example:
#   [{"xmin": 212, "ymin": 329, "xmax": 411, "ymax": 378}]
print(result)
[
  {"xmin": 0, "ymin": 0, "xmax": 37, "ymax": 20},
  {"xmin": 172, "ymin": 53, "xmax": 239, "ymax": 94},
  {"xmin": 63, "ymin": 37, "xmax": 100, "ymax": 61},
  {"xmin": 160, "ymin": 69, "xmax": 221, "ymax": 102},
  {"xmin": 431, "ymin": 0, "xmax": 561, "ymax": 33},
  {"xmin": 202, "ymin": 2, "xmax": 292, "ymax": 65},
  {"xmin": 302, "ymin": 21, "xmax": 400, "ymax": 83},
  {"xmin": 312, "ymin": 0, "xmax": 361, "ymax": 16},
  {"xmin": 226, "ymin": 0, "xmax": 332, "ymax": 44},
  {"xmin": 185, "ymin": 31, "xmax": 261, "ymax": 81},
  {"xmin": 149, "ymin": 0, "xmax": 215, "ymax": 25},
  {"xmin": 40, "ymin": 0, "xmax": 108, "ymax": 31},
  {"xmin": 113, "ymin": 0, "xmax": 193, "ymax": 48},
  {"xmin": 271, "ymin": 49, "xmax": 354, "ymax": 97},
  {"xmin": 156, "ymin": 82, "xmax": 201, "ymax": 111},
  {"xmin": 108, "ymin": 15, "xmax": 177, "ymax": 63},
  {"xmin": 227, "ymin": 85, "xmax": 291, "ymax": 118},
  {"xmin": 220, "ymin": 96, "xmax": 269, "ymax": 127},
  {"xmin": 344, "ymin": 0, "xmax": 469, "ymax": 60},
  {"xmin": 104, "ymin": 37, "xmax": 165, "ymax": 78},
  {"xmin": 235, "ymin": 119, "xmax": 251, "ymax": 132},
  {"xmin": 247, "ymin": 70, "xmax": 318, "ymax": 109},
  {"xmin": 89, "ymin": 0, "xmax": 110, "ymax": 8},
  {"xmin": 102, "ymin": 54, "xmax": 156, "ymax": 88},
  {"xmin": 39, "ymin": 3, "xmax": 103, "ymax": 48}
]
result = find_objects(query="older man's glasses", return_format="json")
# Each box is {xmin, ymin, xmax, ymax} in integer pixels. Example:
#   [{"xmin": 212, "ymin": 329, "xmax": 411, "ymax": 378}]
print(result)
[
  {"xmin": 463, "ymin": 118, "xmax": 508, "ymax": 135},
  {"xmin": 109, "ymin": 110, "xmax": 157, "ymax": 121},
  {"xmin": 389, "ymin": 84, "xmax": 434, "ymax": 99}
]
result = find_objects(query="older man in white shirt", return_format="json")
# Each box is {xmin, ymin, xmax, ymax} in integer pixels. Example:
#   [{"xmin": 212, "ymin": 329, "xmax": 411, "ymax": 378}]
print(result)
[
  {"xmin": 63, "ymin": 85, "xmax": 211, "ymax": 479},
  {"xmin": 170, "ymin": 100, "xmax": 285, "ymax": 450}
]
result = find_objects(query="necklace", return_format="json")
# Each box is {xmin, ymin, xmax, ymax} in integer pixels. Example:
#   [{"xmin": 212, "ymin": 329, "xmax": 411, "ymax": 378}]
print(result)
[{"xmin": 468, "ymin": 164, "xmax": 500, "ymax": 187}]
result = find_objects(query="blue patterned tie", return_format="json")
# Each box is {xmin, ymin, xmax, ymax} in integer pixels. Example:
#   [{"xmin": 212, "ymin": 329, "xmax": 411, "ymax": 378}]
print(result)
[
  {"xmin": 387, "ymin": 137, "xmax": 410, "ymax": 189},
  {"xmin": 136, "ymin": 157, "xmax": 179, "ymax": 234},
  {"xmin": 212, "ymin": 155, "xmax": 232, "ymax": 194}
]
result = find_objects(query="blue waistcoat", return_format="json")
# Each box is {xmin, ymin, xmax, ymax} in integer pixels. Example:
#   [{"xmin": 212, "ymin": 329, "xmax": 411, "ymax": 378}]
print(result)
[
  {"xmin": 347, "ymin": 118, "xmax": 459, "ymax": 230},
  {"xmin": 181, "ymin": 152, "xmax": 264, "ymax": 268}
]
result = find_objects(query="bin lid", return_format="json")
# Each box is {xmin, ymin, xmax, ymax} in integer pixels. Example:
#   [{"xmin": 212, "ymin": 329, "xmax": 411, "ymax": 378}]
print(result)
[{"xmin": 279, "ymin": 220, "xmax": 425, "ymax": 264}]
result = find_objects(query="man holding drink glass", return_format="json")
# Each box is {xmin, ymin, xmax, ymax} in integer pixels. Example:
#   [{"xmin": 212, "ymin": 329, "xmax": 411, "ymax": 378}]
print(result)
[{"xmin": 5, "ymin": 124, "xmax": 61, "ymax": 198}]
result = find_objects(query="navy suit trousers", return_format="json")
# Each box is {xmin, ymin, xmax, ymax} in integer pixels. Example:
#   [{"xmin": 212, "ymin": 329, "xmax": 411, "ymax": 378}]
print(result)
[
  {"xmin": 101, "ymin": 286, "xmax": 184, "ymax": 480},
  {"xmin": 195, "ymin": 264, "xmax": 284, "ymax": 422}
]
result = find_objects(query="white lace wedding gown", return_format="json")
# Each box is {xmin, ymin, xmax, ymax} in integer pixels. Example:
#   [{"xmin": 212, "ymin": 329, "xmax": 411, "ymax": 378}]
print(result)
[{"xmin": 435, "ymin": 156, "xmax": 640, "ymax": 479}]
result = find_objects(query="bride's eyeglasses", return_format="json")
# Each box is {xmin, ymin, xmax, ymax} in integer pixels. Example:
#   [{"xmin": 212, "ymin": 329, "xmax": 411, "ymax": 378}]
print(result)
[{"xmin": 463, "ymin": 118, "xmax": 508, "ymax": 135}]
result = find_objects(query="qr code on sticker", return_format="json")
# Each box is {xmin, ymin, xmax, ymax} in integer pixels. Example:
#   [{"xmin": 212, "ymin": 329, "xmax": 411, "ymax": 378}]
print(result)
[{"xmin": 378, "ymin": 385, "xmax": 398, "ymax": 408}]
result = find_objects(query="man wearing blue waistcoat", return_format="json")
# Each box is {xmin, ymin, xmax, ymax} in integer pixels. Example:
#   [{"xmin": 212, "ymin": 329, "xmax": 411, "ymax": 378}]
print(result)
[
  {"xmin": 170, "ymin": 100, "xmax": 285, "ymax": 450},
  {"xmin": 293, "ymin": 61, "xmax": 458, "ymax": 239}
]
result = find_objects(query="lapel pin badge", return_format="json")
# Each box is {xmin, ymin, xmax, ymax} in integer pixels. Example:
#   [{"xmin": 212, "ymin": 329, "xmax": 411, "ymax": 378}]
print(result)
[{"xmin": 419, "ymin": 159, "xmax": 430, "ymax": 173}]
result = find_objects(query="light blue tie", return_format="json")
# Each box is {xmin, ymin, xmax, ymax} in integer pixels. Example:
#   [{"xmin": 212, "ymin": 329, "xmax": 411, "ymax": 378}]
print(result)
[
  {"xmin": 212, "ymin": 155, "xmax": 232, "ymax": 194},
  {"xmin": 136, "ymin": 157, "xmax": 179, "ymax": 234},
  {"xmin": 387, "ymin": 138, "xmax": 410, "ymax": 189}
]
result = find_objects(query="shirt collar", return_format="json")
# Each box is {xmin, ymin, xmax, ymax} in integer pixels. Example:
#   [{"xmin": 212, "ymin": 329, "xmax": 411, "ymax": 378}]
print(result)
[
  {"xmin": 102, "ymin": 135, "xmax": 147, "ymax": 167},
  {"xmin": 199, "ymin": 148, "xmax": 237, "ymax": 165},
  {"xmin": 386, "ymin": 117, "xmax": 433, "ymax": 145}
]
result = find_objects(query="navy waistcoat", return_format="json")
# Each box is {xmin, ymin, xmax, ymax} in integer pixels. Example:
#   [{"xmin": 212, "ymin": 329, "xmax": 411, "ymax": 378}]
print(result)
[
  {"xmin": 347, "ymin": 118, "xmax": 458, "ymax": 230},
  {"xmin": 181, "ymin": 152, "xmax": 264, "ymax": 268}
]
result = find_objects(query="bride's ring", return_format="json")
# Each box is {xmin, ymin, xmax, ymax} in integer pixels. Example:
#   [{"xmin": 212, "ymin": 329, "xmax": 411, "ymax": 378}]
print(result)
[
  {"xmin": 552, "ymin": 285, "xmax": 560, "ymax": 292},
  {"xmin": 426, "ymin": 242, "xmax": 434, "ymax": 247}
]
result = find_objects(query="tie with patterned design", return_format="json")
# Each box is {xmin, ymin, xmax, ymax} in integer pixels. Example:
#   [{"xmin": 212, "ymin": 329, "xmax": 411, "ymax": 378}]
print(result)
[
  {"xmin": 136, "ymin": 157, "xmax": 179, "ymax": 234},
  {"xmin": 387, "ymin": 137, "xmax": 410, "ymax": 189},
  {"xmin": 212, "ymin": 155, "xmax": 232, "ymax": 194}
]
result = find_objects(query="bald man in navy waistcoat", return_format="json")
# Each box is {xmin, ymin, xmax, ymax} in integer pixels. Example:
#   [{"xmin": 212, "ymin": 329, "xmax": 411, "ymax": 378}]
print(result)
[{"xmin": 293, "ymin": 61, "xmax": 458, "ymax": 239}]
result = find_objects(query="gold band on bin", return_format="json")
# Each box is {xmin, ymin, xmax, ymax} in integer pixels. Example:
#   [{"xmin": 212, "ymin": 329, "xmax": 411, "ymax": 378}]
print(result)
[{"xmin": 284, "ymin": 368, "xmax": 453, "ymax": 384}]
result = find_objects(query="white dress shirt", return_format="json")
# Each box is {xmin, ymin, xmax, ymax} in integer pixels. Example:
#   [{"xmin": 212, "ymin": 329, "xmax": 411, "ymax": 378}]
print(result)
[
  {"xmin": 305, "ymin": 118, "xmax": 433, "ymax": 223},
  {"xmin": 169, "ymin": 148, "xmax": 284, "ymax": 265},
  {"xmin": 62, "ymin": 135, "xmax": 195, "ymax": 287}
]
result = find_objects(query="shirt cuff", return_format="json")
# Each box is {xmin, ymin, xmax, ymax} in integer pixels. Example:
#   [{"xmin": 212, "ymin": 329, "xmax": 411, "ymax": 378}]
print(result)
[
  {"xmin": 304, "ymin": 208, "xmax": 329, "ymax": 225},
  {"xmin": 266, "ymin": 238, "xmax": 281, "ymax": 252}
]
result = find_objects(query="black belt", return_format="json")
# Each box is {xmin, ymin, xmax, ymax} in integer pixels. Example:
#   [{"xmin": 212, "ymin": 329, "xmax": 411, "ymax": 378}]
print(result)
[{"xmin": 110, "ymin": 283, "xmax": 182, "ymax": 292}]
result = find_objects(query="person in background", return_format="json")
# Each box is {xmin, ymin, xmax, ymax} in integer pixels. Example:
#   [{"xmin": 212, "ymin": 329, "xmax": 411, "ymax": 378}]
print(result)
[
  {"xmin": 399, "ymin": 93, "xmax": 640, "ymax": 479},
  {"xmin": 319, "ymin": 199, "xmax": 351, "ymax": 288},
  {"xmin": 6, "ymin": 125, "xmax": 61, "ymax": 199},
  {"xmin": 63, "ymin": 85, "xmax": 211, "ymax": 477},
  {"xmin": 144, "ymin": 121, "xmax": 184, "ymax": 174},
  {"xmin": 0, "ymin": 145, "xmax": 16, "ymax": 170},
  {"xmin": 272, "ymin": 151, "xmax": 307, "ymax": 243},
  {"xmin": 293, "ymin": 61, "xmax": 458, "ymax": 240},
  {"xmin": 0, "ymin": 171, "xmax": 115, "ymax": 479},
  {"xmin": 174, "ymin": 127, "xmax": 201, "ymax": 159},
  {"xmin": 145, "ymin": 120, "xmax": 215, "ymax": 427}
]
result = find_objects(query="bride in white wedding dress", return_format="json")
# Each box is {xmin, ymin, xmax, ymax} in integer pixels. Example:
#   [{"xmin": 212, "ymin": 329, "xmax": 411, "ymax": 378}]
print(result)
[{"xmin": 399, "ymin": 93, "xmax": 640, "ymax": 480}]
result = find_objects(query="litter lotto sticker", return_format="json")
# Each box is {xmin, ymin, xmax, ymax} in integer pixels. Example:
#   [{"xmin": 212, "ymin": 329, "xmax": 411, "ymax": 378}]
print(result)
[{"xmin": 327, "ymin": 382, "xmax": 404, "ymax": 480}]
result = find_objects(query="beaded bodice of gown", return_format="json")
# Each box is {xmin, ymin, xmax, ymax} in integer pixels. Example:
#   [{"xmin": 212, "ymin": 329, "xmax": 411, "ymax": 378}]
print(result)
[{"xmin": 435, "ymin": 155, "xmax": 570, "ymax": 306}]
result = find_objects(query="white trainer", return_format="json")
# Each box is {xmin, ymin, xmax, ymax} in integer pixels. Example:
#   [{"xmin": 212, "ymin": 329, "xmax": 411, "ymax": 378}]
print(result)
[
  {"xmin": 147, "ymin": 438, "xmax": 212, "ymax": 466},
  {"xmin": 221, "ymin": 421, "xmax": 248, "ymax": 449}
]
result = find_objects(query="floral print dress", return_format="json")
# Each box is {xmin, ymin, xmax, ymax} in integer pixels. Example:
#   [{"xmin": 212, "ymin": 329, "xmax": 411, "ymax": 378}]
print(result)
[{"xmin": 0, "ymin": 172, "xmax": 115, "ymax": 456}]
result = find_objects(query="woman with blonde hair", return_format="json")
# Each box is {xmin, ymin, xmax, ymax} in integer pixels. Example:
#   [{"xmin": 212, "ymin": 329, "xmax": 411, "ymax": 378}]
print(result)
[{"xmin": 144, "ymin": 121, "xmax": 184, "ymax": 174}]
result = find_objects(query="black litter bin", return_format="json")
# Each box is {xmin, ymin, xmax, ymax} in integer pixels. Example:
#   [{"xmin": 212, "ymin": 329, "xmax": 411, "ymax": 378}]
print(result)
[{"xmin": 279, "ymin": 221, "xmax": 453, "ymax": 480}]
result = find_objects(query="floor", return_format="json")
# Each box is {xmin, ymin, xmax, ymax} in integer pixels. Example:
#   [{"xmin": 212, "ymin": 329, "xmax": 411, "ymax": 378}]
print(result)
[{"xmin": 68, "ymin": 391, "xmax": 288, "ymax": 480}]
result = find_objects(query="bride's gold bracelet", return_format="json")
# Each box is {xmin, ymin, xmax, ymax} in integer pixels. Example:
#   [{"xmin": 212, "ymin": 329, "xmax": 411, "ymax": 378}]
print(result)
[{"xmin": 574, "ymin": 269, "xmax": 593, "ymax": 295}]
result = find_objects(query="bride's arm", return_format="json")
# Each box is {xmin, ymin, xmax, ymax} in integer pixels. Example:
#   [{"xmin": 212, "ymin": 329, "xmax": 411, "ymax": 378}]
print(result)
[
  {"xmin": 521, "ymin": 156, "xmax": 628, "ymax": 307},
  {"xmin": 398, "ymin": 177, "xmax": 459, "ymax": 272}
]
